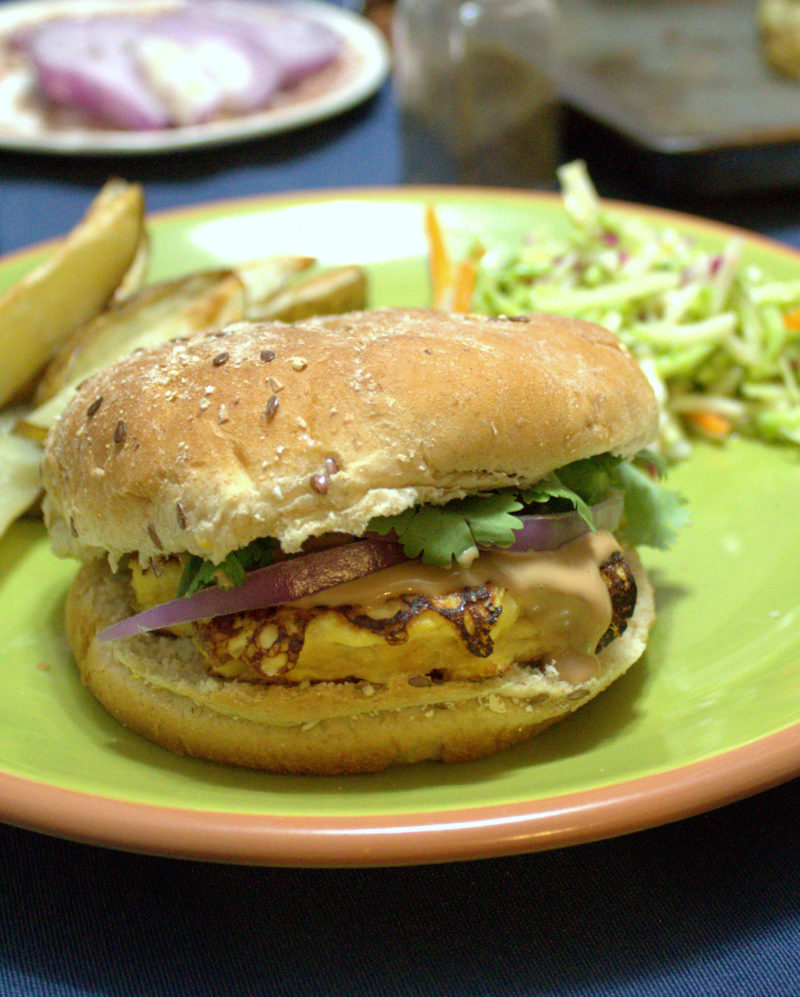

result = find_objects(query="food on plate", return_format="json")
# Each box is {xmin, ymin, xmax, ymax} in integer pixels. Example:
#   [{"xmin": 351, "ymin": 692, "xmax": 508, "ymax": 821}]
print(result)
[
  {"xmin": 32, "ymin": 269, "xmax": 247, "ymax": 406},
  {"xmin": 41, "ymin": 307, "xmax": 686, "ymax": 774},
  {"xmin": 9, "ymin": 0, "xmax": 343, "ymax": 131},
  {"xmin": 246, "ymin": 263, "xmax": 368, "ymax": 323},
  {"xmin": 15, "ymin": 260, "xmax": 369, "ymax": 444},
  {"xmin": 758, "ymin": 0, "xmax": 800, "ymax": 79},
  {"xmin": 235, "ymin": 254, "xmax": 316, "ymax": 306},
  {"xmin": 17, "ymin": 269, "xmax": 248, "ymax": 443},
  {"xmin": 0, "ymin": 411, "xmax": 41, "ymax": 538},
  {"xmin": 0, "ymin": 174, "xmax": 367, "ymax": 538},
  {"xmin": 0, "ymin": 178, "xmax": 145, "ymax": 408},
  {"xmin": 434, "ymin": 160, "xmax": 800, "ymax": 460},
  {"xmin": 426, "ymin": 204, "xmax": 477, "ymax": 314}
]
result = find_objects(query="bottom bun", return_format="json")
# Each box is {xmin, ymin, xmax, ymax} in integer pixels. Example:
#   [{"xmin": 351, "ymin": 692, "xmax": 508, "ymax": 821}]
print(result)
[{"xmin": 65, "ymin": 553, "xmax": 656, "ymax": 774}]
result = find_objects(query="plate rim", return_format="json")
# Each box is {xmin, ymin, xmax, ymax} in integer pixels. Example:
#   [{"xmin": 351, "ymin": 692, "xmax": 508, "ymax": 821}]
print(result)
[
  {"xmin": 0, "ymin": 0, "xmax": 390, "ymax": 156},
  {"xmin": 4, "ymin": 184, "xmax": 800, "ymax": 866},
  {"xmin": 4, "ymin": 722, "xmax": 800, "ymax": 865},
  {"xmin": 6, "ymin": 182, "xmax": 800, "ymax": 264}
]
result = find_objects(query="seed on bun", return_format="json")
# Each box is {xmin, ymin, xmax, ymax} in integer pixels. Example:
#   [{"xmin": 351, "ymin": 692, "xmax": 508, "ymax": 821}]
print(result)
[{"xmin": 42, "ymin": 308, "xmax": 683, "ymax": 774}]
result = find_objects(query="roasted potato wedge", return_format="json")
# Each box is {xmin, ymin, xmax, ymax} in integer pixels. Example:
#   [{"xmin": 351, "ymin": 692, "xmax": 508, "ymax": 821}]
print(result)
[
  {"xmin": 20, "ymin": 270, "xmax": 246, "ymax": 438},
  {"xmin": 11, "ymin": 416, "xmax": 47, "ymax": 447},
  {"xmin": 111, "ymin": 227, "xmax": 151, "ymax": 305},
  {"xmin": 0, "ymin": 411, "xmax": 42, "ymax": 539},
  {"xmin": 0, "ymin": 179, "xmax": 146, "ymax": 408},
  {"xmin": 0, "ymin": 169, "xmax": 371, "ymax": 542},
  {"xmin": 247, "ymin": 265, "xmax": 368, "ymax": 322},
  {"xmin": 34, "ymin": 257, "xmax": 332, "ymax": 405},
  {"xmin": 236, "ymin": 255, "xmax": 316, "ymax": 310}
]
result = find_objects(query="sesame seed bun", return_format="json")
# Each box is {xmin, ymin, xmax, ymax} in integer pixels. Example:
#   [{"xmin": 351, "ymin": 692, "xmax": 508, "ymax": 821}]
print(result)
[
  {"xmin": 42, "ymin": 308, "xmax": 660, "ymax": 775},
  {"xmin": 42, "ymin": 308, "xmax": 658, "ymax": 569}
]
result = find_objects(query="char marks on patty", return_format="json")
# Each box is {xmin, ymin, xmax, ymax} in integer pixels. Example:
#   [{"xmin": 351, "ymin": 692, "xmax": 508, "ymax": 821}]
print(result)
[{"xmin": 190, "ymin": 552, "xmax": 637, "ymax": 686}]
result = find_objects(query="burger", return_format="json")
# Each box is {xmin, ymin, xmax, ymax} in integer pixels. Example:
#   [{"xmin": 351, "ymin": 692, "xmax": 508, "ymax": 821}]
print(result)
[{"xmin": 41, "ymin": 308, "xmax": 685, "ymax": 774}]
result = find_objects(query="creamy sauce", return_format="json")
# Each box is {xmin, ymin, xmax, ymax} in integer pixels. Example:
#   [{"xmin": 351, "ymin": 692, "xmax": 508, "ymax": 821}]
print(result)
[
  {"xmin": 551, "ymin": 652, "xmax": 602, "ymax": 685},
  {"xmin": 293, "ymin": 531, "xmax": 617, "ymax": 607},
  {"xmin": 133, "ymin": 531, "xmax": 627, "ymax": 686},
  {"xmin": 290, "ymin": 531, "xmax": 621, "ymax": 682}
]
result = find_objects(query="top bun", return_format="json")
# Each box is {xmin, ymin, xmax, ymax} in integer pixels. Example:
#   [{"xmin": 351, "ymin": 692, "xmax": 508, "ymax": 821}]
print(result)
[{"xmin": 42, "ymin": 308, "xmax": 658, "ymax": 567}]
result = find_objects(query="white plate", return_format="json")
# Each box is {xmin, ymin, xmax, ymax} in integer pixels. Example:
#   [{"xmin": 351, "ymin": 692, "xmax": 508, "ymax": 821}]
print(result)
[{"xmin": 0, "ymin": 0, "xmax": 390, "ymax": 155}]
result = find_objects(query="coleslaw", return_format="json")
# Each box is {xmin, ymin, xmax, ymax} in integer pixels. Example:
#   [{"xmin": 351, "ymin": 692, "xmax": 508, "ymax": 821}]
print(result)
[{"xmin": 466, "ymin": 160, "xmax": 800, "ymax": 460}]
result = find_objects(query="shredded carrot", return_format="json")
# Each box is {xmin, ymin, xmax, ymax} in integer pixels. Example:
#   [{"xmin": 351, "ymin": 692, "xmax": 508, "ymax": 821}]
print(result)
[
  {"xmin": 451, "ymin": 258, "xmax": 476, "ymax": 313},
  {"xmin": 785, "ymin": 308, "xmax": 800, "ymax": 330},
  {"xmin": 425, "ymin": 205, "xmax": 452, "ymax": 308},
  {"xmin": 683, "ymin": 409, "xmax": 732, "ymax": 440}
]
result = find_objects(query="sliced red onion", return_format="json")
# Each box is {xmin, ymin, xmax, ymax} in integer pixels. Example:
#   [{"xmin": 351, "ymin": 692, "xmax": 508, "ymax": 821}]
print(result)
[
  {"xmin": 98, "ymin": 539, "xmax": 408, "ymax": 642},
  {"xmin": 201, "ymin": 1, "xmax": 341, "ymax": 84},
  {"xmin": 98, "ymin": 493, "xmax": 624, "ymax": 642},
  {"xmin": 16, "ymin": 3, "xmax": 341, "ymax": 131},
  {"xmin": 24, "ymin": 18, "xmax": 172, "ymax": 130},
  {"xmin": 508, "ymin": 492, "xmax": 624, "ymax": 552}
]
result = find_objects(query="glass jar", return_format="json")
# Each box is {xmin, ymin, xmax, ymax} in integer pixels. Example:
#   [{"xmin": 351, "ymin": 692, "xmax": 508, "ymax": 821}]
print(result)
[{"xmin": 392, "ymin": 0, "xmax": 561, "ymax": 187}]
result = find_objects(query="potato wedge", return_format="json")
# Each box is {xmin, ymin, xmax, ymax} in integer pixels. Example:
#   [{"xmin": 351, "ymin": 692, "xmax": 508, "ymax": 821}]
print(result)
[
  {"xmin": 12, "ymin": 416, "xmax": 47, "ymax": 447},
  {"xmin": 0, "ymin": 411, "xmax": 42, "ymax": 540},
  {"xmin": 19, "ymin": 269, "xmax": 246, "ymax": 437},
  {"xmin": 98, "ymin": 178, "xmax": 150, "ymax": 306},
  {"xmin": 236, "ymin": 255, "xmax": 316, "ymax": 311},
  {"xmin": 247, "ymin": 265, "xmax": 368, "ymax": 322},
  {"xmin": 34, "ymin": 269, "xmax": 245, "ymax": 405},
  {"xmin": 111, "ymin": 227, "xmax": 151, "ymax": 305},
  {"xmin": 0, "ymin": 179, "xmax": 146, "ymax": 408}
]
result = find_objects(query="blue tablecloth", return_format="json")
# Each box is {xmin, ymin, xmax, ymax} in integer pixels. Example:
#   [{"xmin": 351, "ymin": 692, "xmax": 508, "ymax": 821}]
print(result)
[
  {"xmin": 4, "ymin": 780, "xmax": 800, "ymax": 997},
  {"xmin": 3, "ymin": 37, "xmax": 800, "ymax": 997},
  {"xmin": 0, "ymin": 79, "xmax": 404, "ymax": 253}
]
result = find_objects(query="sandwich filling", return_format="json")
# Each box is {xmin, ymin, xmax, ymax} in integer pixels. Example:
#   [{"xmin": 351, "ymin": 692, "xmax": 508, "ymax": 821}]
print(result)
[
  {"xmin": 129, "ymin": 529, "xmax": 638, "ymax": 688},
  {"xmin": 116, "ymin": 449, "xmax": 686, "ymax": 690}
]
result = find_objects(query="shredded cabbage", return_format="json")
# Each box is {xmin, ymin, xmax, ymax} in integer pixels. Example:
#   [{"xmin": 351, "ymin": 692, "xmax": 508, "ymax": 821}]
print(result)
[{"xmin": 470, "ymin": 160, "xmax": 800, "ymax": 460}]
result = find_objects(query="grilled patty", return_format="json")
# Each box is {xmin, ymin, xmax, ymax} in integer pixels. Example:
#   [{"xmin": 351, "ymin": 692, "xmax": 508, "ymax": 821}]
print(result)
[{"xmin": 187, "ymin": 552, "xmax": 638, "ymax": 687}]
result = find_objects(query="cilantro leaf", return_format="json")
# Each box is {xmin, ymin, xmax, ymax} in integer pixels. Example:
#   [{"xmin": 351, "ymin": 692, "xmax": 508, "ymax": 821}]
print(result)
[
  {"xmin": 174, "ymin": 452, "xmax": 688, "ymax": 591},
  {"xmin": 522, "ymin": 452, "xmax": 687, "ymax": 548},
  {"xmin": 610, "ymin": 457, "xmax": 690, "ymax": 549},
  {"xmin": 459, "ymin": 492, "xmax": 525, "ymax": 546},
  {"xmin": 176, "ymin": 555, "xmax": 219, "ymax": 598},
  {"xmin": 176, "ymin": 537, "xmax": 278, "ymax": 597},
  {"xmin": 369, "ymin": 451, "xmax": 687, "ymax": 566},
  {"xmin": 369, "ymin": 492, "xmax": 523, "ymax": 567},
  {"xmin": 520, "ymin": 470, "xmax": 598, "ymax": 529},
  {"xmin": 551, "ymin": 454, "xmax": 620, "ymax": 506}
]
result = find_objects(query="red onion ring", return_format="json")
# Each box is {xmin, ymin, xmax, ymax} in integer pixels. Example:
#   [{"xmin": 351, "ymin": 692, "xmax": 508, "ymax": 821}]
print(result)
[
  {"xmin": 508, "ymin": 491, "xmax": 624, "ymax": 552},
  {"xmin": 97, "ymin": 539, "xmax": 408, "ymax": 642}
]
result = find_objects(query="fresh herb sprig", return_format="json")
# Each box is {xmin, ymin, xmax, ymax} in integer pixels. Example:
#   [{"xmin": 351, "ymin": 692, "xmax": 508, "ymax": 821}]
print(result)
[
  {"xmin": 173, "ymin": 453, "xmax": 688, "ymax": 591},
  {"xmin": 368, "ymin": 491, "xmax": 525, "ymax": 567},
  {"xmin": 176, "ymin": 537, "xmax": 278, "ymax": 598},
  {"xmin": 369, "ymin": 452, "xmax": 688, "ymax": 568}
]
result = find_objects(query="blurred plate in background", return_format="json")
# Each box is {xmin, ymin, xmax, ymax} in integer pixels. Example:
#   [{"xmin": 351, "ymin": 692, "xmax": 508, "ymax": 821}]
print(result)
[{"xmin": 0, "ymin": 0, "xmax": 389, "ymax": 155}]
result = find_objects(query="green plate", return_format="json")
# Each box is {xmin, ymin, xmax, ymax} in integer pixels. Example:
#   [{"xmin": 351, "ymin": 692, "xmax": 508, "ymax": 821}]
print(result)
[{"xmin": 2, "ymin": 188, "xmax": 799, "ymax": 866}]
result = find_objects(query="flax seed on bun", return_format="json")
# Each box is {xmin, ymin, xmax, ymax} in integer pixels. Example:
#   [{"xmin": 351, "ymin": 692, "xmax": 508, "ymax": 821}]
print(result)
[{"xmin": 42, "ymin": 308, "xmax": 660, "ymax": 775}]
